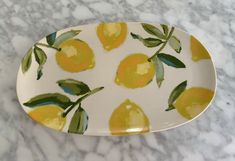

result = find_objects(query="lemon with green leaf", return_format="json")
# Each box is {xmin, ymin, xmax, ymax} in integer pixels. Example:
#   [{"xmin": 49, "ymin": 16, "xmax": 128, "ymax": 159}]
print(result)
[
  {"xmin": 174, "ymin": 87, "xmax": 214, "ymax": 119},
  {"xmin": 56, "ymin": 39, "xmax": 95, "ymax": 73},
  {"xmin": 166, "ymin": 81, "xmax": 214, "ymax": 120},
  {"xmin": 24, "ymin": 79, "xmax": 104, "ymax": 134}
]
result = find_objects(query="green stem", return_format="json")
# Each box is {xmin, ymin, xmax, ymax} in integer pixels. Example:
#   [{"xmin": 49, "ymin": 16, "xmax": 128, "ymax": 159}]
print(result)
[
  {"xmin": 165, "ymin": 104, "xmax": 176, "ymax": 111},
  {"xmin": 35, "ymin": 43, "xmax": 61, "ymax": 51},
  {"xmin": 62, "ymin": 87, "xmax": 104, "ymax": 117},
  {"xmin": 148, "ymin": 27, "xmax": 175, "ymax": 61}
]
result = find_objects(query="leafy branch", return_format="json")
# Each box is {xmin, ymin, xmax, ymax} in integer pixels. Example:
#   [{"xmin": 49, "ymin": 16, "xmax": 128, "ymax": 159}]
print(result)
[
  {"xmin": 130, "ymin": 23, "xmax": 185, "ymax": 87},
  {"xmin": 62, "ymin": 86, "xmax": 104, "ymax": 117},
  {"xmin": 148, "ymin": 26, "xmax": 175, "ymax": 61},
  {"xmin": 21, "ymin": 30, "xmax": 81, "ymax": 80},
  {"xmin": 35, "ymin": 43, "xmax": 61, "ymax": 51},
  {"xmin": 23, "ymin": 78, "xmax": 104, "ymax": 134}
]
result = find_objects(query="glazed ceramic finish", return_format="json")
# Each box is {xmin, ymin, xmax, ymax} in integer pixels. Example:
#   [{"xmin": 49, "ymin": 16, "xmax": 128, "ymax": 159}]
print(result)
[
  {"xmin": 2, "ymin": 0, "xmax": 235, "ymax": 160},
  {"xmin": 16, "ymin": 22, "xmax": 216, "ymax": 136}
]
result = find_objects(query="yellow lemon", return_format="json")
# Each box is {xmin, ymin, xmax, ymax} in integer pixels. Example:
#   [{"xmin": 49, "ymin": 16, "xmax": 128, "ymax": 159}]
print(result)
[
  {"xmin": 115, "ymin": 53, "xmax": 155, "ymax": 89},
  {"xmin": 28, "ymin": 105, "xmax": 66, "ymax": 131},
  {"xmin": 109, "ymin": 99, "xmax": 150, "ymax": 135},
  {"xmin": 97, "ymin": 22, "xmax": 127, "ymax": 51},
  {"xmin": 190, "ymin": 35, "xmax": 211, "ymax": 62},
  {"xmin": 56, "ymin": 39, "xmax": 95, "ymax": 72},
  {"xmin": 174, "ymin": 87, "xmax": 214, "ymax": 120}
]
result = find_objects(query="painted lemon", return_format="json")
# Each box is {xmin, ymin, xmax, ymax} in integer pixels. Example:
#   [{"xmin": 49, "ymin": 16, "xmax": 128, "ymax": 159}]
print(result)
[
  {"xmin": 97, "ymin": 22, "xmax": 127, "ymax": 51},
  {"xmin": 190, "ymin": 35, "xmax": 211, "ymax": 62},
  {"xmin": 109, "ymin": 99, "xmax": 150, "ymax": 135},
  {"xmin": 174, "ymin": 87, "xmax": 214, "ymax": 120},
  {"xmin": 115, "ymin": 53, "xmax": 155, "ymax": 89},
  {"xmin": 28, "ymin": 105, "xmax": 66, "ymax": 131},
  {"xmin": 56, "ymin": 39, "xmax": 95, "ymax": 72}
]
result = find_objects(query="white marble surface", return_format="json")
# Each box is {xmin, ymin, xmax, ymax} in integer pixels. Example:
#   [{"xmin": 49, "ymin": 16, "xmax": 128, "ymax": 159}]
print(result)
[{"xmin": 0, "ymin": 0, "xmax": 234, "ymax": 160}]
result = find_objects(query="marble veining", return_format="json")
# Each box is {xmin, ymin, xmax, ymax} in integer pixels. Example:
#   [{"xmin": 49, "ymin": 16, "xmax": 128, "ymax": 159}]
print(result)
[{"xmin": 0, "ymin": 0, "xmax": 235, "ymax": 161}]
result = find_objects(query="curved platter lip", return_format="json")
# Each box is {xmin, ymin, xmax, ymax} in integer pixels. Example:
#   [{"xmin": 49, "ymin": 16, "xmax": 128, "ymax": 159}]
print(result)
[{"xmin": 16, "ymin": 22, "xmax": 217, "ymax": 136}]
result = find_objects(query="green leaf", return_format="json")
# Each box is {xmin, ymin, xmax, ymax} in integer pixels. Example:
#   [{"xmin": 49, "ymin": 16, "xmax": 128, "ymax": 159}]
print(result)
[
  {"xmin": 161, "ymin": 24, "xmax": 169, "ymax": 36},
  {"xmin": 68, "ymin": 106, "xmax": 88, "ymax": 134},
  {"xmin": 153, "ymin": 57, "xmax": 164, "ymax": 87},
  {"xmin": 34, "ymin": 46, "xmax": 47, "ymax": 65},
  {"xmin": 37, "ymin": 66, "xmax": 43, "ymax": 80},
  {"xmin": 157, "ymin": 53, "xmax": 186, "ymax": 68},
  {"xmin": 46, "ymin": 32, "xmax": 56, "ymax": 46},
  {"xmin": 143, "ymin": 38, "xmax": 162, "ymax": 47},
  {"xmin": 21, "ymin": 47, "xmax": 32, "ymax": 73},
  {"xmin": 34, "ymin": 46, "xmax": 47, "ymax": 80},
  {"xmin": 165, "ymin": 104, "xmax": 176, "ymax": 111},
  {"xmin": 165, "ymin": 80, "xmax": 187, "ymax": 111},
  {"xmin": 53, "ymin": 30, "xmax": 81, "ymax": 47},
  {"xmin": 169, "ymin": 36, "xmax": 182, "ymax": 53},
  {"xmin": 23, "ymin": 93, "xmax": 72, "ymax": 109},
  {"xmin": 57, "ymin": 79, "xmax": 90, "ymax": 96},
  {"xmin": 130, "ymin": 32, "xmax": 162, "ymax": 47},
  {"xmin": 141, "ymin": 23, "xmax": 166, "ymax": 39}
]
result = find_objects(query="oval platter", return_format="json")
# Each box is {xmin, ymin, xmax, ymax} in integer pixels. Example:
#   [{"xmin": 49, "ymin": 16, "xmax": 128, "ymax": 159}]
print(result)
[{"xmin": 17, "ymin": 22, "xmax": 216, "ymax": 136}]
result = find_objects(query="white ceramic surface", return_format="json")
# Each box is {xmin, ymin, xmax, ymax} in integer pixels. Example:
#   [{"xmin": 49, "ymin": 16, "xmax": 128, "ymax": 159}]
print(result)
[{"xmin": 16, "ymin": 22, "xmax": 216, "ymax": 136}]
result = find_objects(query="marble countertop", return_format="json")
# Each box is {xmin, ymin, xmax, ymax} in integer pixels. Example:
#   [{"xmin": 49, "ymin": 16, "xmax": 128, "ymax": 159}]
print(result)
[{"xmin": 0, "ymin": 0, "xmax": 235, "ymax": 161}]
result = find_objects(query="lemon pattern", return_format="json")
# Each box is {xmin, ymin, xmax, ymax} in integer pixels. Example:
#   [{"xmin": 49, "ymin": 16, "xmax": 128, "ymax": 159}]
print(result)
[
  {"xmin": 56, "ymin": 39, "xmax": 95, "ymax": 72},
  {"xmin": 28, "ymin": 105, "xmax": 66, "ymax": 131},
  {"xmin": 115, "ymin": 53, "xmax": 155, "ymax": 89},
  {"xmin": 165, "ymin": 80, "xmax": 214, "ymax": 120},
  {"xmin": 174, "ymin": 87, "xmax": 214, "ymax": 119},
  {"xmin": 190, "ymin": 35, "xmax": 211, "ymax": 62},
  {"xmin": 19, "ymin": 22, "xmax": 215, "ymax": 136},
  {"xmin": 109, "ymin": 99, "xmax": 150, "ymax": 135},
  {"xmin": 21, "ymin": 30, "xmax": 93, "ymax": 79},
  {"xmin": 121, "ymin": 23, "xmax": 186, "ymax": 89},
  {"xmin": 97, "ymin": 22, "xmax": 127, "ymax": 51},
  {"xmin": 23, "ymin": 79, "xmax": 104, "ymax": 134}
]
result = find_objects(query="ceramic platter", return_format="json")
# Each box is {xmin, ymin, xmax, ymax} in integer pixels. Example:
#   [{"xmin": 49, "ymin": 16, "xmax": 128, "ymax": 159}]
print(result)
[{"xmin": 17, "ymin": 22, "xmax": 216, "ymax": 136}]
